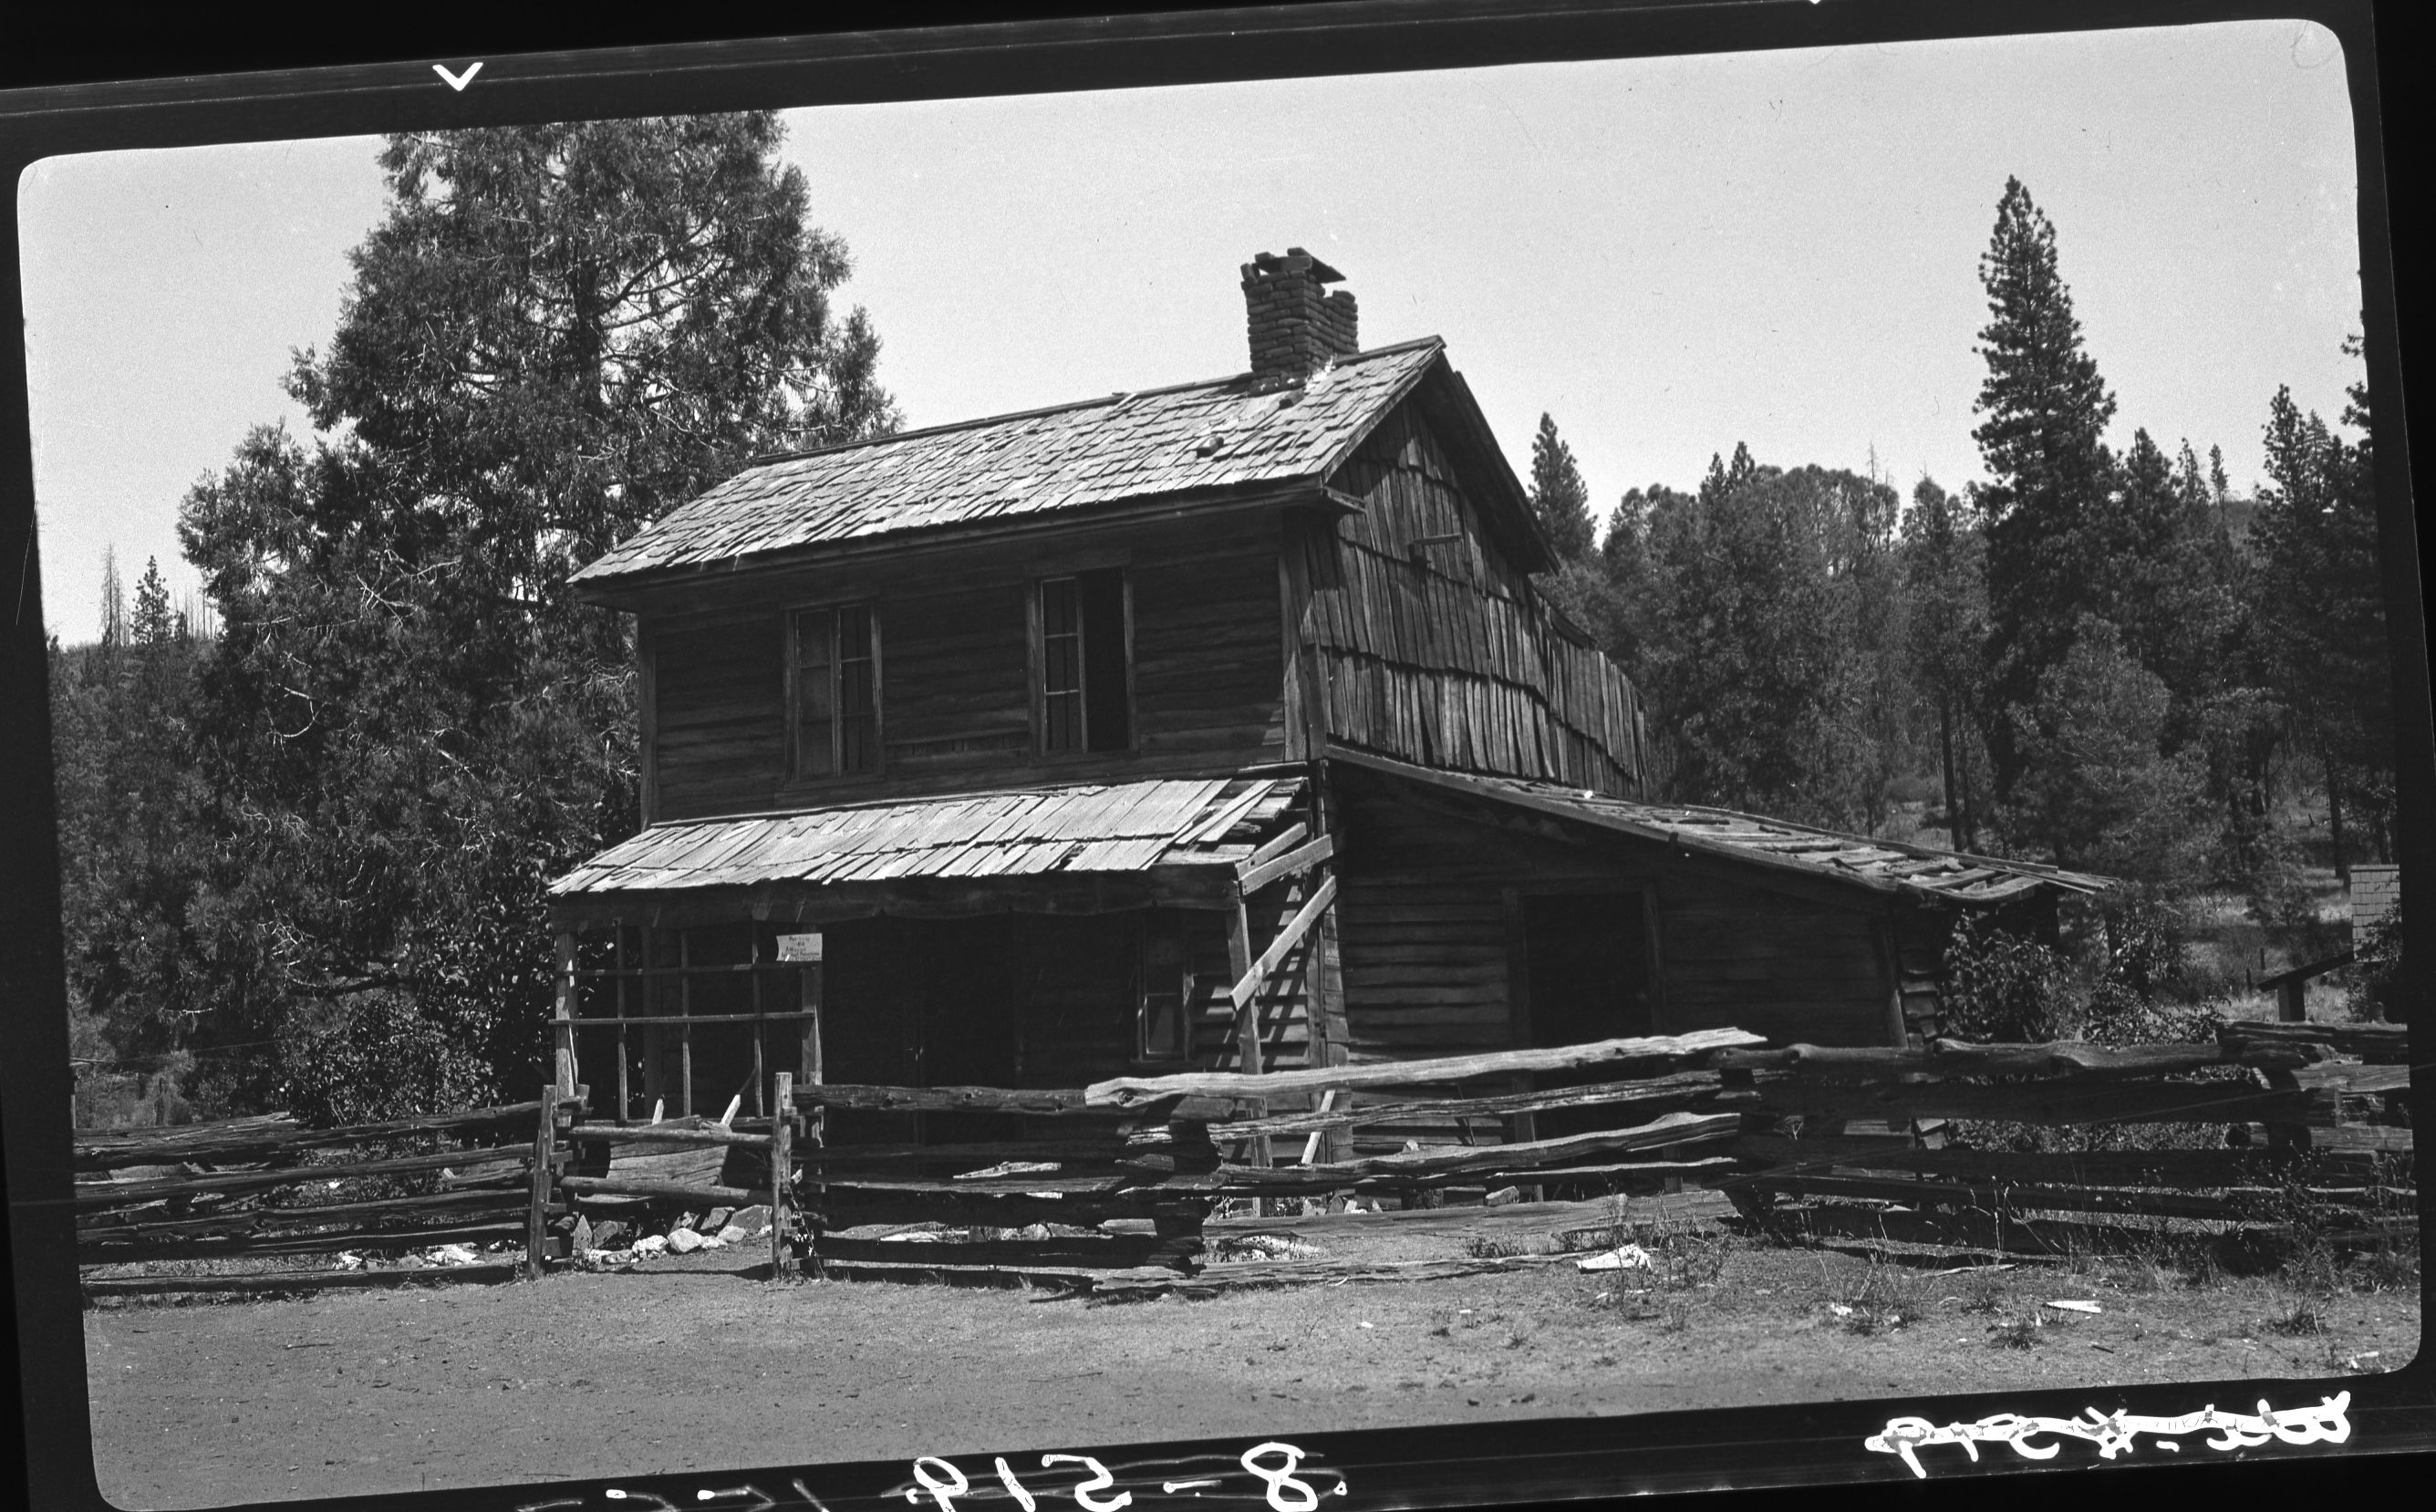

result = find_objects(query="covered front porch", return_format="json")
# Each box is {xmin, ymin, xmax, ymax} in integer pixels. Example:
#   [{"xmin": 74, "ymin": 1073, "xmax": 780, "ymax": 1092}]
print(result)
[{"xmin": 541, "ymin": 772, "xmax": 1338, "ymax": 1132}]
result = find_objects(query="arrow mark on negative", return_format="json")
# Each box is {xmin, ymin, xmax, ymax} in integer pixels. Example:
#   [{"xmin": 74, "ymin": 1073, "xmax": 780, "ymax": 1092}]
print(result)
[{"xmin": 433, "ymin": 62, "xmax": 483, "ymax": 91}]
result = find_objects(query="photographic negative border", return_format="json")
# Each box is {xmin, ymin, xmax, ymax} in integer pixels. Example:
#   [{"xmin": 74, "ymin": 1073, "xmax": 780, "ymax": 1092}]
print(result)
[{"xmin": 3, "ymin": 3, "xmax": 2428, "ymax": 1509}]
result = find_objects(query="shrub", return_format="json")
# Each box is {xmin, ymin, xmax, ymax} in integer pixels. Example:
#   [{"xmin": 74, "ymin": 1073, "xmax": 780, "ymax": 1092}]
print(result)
[
  {"xmin": 2083, "ymin": 980, "xmax": 2224, "ymax": 1047},
  {"xmin": 1940, "ymin": 913, "xmax": 2080, "ymax": 1041},
  {"xmin": 275, "ymin": 987, "xmax": 497, "ymax": 1127}
]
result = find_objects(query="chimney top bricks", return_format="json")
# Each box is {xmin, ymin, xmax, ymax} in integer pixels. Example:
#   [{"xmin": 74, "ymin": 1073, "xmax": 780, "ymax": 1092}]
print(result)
[{"xmin": 1242, "ymin": 247, "xmax": 1358, "ymax": 386}]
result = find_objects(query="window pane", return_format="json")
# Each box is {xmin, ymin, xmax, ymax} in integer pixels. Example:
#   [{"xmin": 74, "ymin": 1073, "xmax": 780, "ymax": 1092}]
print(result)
[
  {"xmin": 837, "ymin": 604, "xmax": 872, "ymax": 661},
  {"xmin": 837, "ymin": 658, "xmax": 873, "ymax": 717},
  {"xmin": 1045, "ymin": 690, "xmax": 1082, "ymax": 751},
  {"xmin": 1142, "ymin": 994, "xmax": 1187, "ymax": 1059},
  {"xmin": 1042, "ymin": 576, "xmax": 1078, "ymax": 637},
  {"xmin": 1043, "ymin": 637, "xmax": 1078, "ymax": 692},
  {"xmin": 839, "ymin": 712, "xmax": 877, "ymax": 774},
  {"xmin": 1139, "ymin": 911, "xmax": 1189, "ymax": 1062},
  {"xmin": 794, "ymin": 610, "xmax": 833, "ymax": 777},
  {"xmin": 794, "ymin": 605, "xmax": 880, "ymax": 781},
  {"xmin": 1041, "ymin": 577, "xmax": 1084, "ymax": 752}
]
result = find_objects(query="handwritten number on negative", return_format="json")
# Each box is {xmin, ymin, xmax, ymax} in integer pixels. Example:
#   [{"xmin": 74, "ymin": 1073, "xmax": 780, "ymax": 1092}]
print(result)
[
  {"xmin": 1041, "ymin": 1455, "xmax": 1133, "ymax": 1512},
  {"xmin": 1239, "ymin": 1445, "xmax": 1320, "ymax": 1512}
]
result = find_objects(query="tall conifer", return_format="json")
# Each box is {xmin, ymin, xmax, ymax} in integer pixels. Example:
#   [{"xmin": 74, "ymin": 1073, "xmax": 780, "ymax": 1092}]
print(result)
[
  {"xmin": 1527, "ymin": 413, "xmax": 1597, "ymax": 562},
  {"xmin": 1971, "ymin": 177, "xmax": 2118, "ymax": 796}
]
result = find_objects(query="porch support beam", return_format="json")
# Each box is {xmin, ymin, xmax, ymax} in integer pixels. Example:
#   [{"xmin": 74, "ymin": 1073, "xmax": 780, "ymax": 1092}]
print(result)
[{"xmin": 1228, "ymin": 875, "xmax": 1337, "ymax": 1012}]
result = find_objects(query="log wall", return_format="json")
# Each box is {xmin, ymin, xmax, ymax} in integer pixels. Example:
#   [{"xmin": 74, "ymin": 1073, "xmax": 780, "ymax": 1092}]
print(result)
[{"xmin": 1330, "ymin": 769, "xmax": 1911, "ymax": 1146}]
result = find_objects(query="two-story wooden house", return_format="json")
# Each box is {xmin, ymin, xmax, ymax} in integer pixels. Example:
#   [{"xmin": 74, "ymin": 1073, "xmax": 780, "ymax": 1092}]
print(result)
[{"xmin": 546, "ymin": 249, "xmax": 2105, "ymax": 1150}]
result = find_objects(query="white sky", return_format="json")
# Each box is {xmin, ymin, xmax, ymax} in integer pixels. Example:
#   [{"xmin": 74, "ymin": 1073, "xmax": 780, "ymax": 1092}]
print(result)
[{"xmin": 16, "ymin": 18, "xmax": 2364, "ymax": 638}]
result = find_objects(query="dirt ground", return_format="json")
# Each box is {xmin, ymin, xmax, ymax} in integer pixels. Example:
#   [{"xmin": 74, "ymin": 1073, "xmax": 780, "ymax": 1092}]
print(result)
[{"xmin": 83, "ymin": 1199, "xmax": 2417, "ymax": 1510}]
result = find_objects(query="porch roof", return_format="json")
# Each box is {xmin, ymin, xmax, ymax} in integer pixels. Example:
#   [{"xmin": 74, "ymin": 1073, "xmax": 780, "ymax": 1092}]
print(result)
[{"xmin": 548, "ymin": 773, "xmax": 1305, "ymax": 905}]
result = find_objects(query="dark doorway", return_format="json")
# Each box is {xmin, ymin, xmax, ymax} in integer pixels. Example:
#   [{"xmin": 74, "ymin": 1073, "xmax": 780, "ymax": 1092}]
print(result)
[
  {"xmin": 822, "ymin": 915, "xmax": 1017, "ymax": 1146},
  {"xmin": 1520, "ymin": 891, "xmax": 1653, "ymax": 1137}
]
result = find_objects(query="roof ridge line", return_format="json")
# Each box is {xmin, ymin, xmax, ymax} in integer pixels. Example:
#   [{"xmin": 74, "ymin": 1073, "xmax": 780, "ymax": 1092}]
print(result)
[{"xmin": 740, "ymin": 337, "xmax": 1449, "ymax": 469}]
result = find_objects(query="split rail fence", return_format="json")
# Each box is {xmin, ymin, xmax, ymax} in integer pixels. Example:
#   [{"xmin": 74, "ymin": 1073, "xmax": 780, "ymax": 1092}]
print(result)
[
  {"xmin": 74, "ymin": 1019, "xmax": 2414, "ymax": 1294},
  {"xmin": 75, "ymin": 1096, "xmax": 580, "ymax": 1296},
  {"xmin": 1712, "ymin": 1019, "xmax": 2415, "ymax": 1257}
]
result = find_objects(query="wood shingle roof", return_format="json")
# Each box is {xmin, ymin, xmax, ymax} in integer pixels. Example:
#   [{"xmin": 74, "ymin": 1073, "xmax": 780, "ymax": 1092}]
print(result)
[
  {"xmin": 572, "ymin": 339, "xmax": 1446, "ymax": 590},
  {"xmin": 1332, "ymin": 749, "xmax": 2112, "ymax": 905},
  {"xmin": 549, "ymin": 775, "xmax": 1305, "ymax": 899}
]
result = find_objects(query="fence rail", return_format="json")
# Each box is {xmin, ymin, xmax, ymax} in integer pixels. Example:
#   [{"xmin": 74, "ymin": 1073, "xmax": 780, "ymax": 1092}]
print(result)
[
  {"xmin": 1714, "ymin": 1019, "xmax": 2415, "ymax": 1255},
  {"xmin": 73, "ymin": 1018, "xmax": 2414, "ymax": 1290},
  {"xmin": 75, "ymin": 1097, "xmax": 582, "ymax": 1279}
]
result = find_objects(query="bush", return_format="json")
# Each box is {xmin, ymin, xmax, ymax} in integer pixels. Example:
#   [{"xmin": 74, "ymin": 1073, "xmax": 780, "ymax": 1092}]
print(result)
[
  {"xmin": 1939, "ymin": 913, "xmax": 2080, "ymax": 1041},
  {"xmin": 275, "ymin": 987, "xmax": 497, "ymax": 1127},
  {"xmin": 2083, "ymin": 981, "xmax": 2224, "ymax": 1047}
]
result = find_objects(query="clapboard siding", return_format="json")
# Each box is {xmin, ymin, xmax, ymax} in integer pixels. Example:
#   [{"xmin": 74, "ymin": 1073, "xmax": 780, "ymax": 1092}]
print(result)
[
  {"xmin": 879, "ymin": 581, "xmax": 1030, "ymax": 753},
  {"xmin": 644, "ymin": 515, "xmax": 1287, "ymax": 818},
  {"xmin": 1135, "ymin": 530, "xmax": 1289, "ymax": 766},
  {"xmin": 655, "ymin": 616, "xmax": 788, "ymax": 820}
]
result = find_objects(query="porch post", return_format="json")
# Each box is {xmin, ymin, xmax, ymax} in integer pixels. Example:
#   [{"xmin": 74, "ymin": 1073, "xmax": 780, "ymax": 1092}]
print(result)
[
  {"xmin": 798, "ymin": 944, "xmax": 825, "ymax": 1280},
  {"xmin": 553, "ymin": 931, "xmax": 578, "ymax": 1100}
]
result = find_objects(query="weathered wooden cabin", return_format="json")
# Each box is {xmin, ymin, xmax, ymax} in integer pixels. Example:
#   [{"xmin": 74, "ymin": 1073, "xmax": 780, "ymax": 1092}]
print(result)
[{"xmin": 547, "ymin": 249, "xmax": 2106, "ymax": 1150}]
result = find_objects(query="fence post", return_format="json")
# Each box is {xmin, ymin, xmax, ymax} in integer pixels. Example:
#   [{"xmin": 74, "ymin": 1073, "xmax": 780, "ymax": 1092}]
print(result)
[
  {"xmin": 526, "ymin": 1086, "xmax": 558, "ymax": 1279},
  {"xmin": 554, "ymin": 932, "xmax": 579, "ymax": 1100},
  {"xmin": 771, "ymin": 1072, "xmax": 795, "ymax": 1279},
  {"xmin": 2262, "ymin": 1064, "xmax": 2313, "ymax": 1153}
]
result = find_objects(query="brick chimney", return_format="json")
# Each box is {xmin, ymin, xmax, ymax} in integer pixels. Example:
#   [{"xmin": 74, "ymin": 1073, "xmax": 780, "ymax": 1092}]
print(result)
[{"xmin": 1241, "ymin": 248, "xmax": 1358, "ymax": 385}]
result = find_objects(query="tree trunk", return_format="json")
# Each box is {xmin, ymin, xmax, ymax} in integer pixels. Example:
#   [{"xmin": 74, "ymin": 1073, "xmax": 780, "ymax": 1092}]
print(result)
[
  {"xmin": 1954, "ymin": 701, "xmax": 1981, "ymax": 854},
  {"xmin": 2327, "ymin": 756, "xmax": 2348, "ymax": 884},
  {"xmin": 1938, "ymin": 695, "xmax": 1961, "ymax": 849}
]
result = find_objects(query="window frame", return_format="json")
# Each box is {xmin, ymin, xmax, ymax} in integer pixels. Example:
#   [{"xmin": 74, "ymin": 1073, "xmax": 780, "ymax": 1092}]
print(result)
[
  {"xmin": 1133, "ymin": 909, "xmax": 1194, "ymax": 1066},
  {"xmin": 784, "ymin": 601, "xmax": 884, "ymax": 787},
  {"xmin": 1028, "ymin": 566, "xmax": 1136, "ymax": 759}
]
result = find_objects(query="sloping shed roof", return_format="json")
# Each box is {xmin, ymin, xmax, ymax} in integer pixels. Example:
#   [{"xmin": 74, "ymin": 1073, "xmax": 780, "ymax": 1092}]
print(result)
[
  {"xmin": 550, "ymin": 775, "xmax": 1303, "ymax": 901},
  {"xmin": 573, "ymin": 339, "xmax": 1447, "ymax": 590},
  {"xmin": 1332, "ymin": 749, "xmax": 2111, "ymax": 905}
]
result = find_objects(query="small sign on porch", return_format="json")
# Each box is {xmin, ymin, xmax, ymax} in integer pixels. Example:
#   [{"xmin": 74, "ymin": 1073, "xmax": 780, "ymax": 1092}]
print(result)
[{"xmin": 776, "ymin": 932, "xmax": 824, "ymax": 962}]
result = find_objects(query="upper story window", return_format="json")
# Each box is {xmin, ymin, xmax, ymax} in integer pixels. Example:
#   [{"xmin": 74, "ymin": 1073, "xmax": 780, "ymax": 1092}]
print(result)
[
  {"xmin": 791, "ymin": 604, "xmax": 879, "ymax": 781},
  {"xmin": 1036, "ymin": 567, "xmax": 1132, "ymax": 754}
]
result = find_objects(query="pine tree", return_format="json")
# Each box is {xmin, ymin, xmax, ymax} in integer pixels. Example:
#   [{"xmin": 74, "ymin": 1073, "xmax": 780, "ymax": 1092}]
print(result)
[
  {"xmin": 1971, "ymin": 177, "xmax": 2119, "ymax": 797},
  {"xmin": 177, "ymin": 114, "xmax": 897, "ymax": 1121},
  {"xmin": 2012, "ymin": 617, "xmax": 2206, "ymax": 880},
  {"xmin": 131, "ymin": 556, "xmax": 172, "ymax": 650},
  {"xmin": 1527, "ymin": 413, "xmax": 1596, "ymax": 562},
  {"xmin": 51, "ymin": 554, "xmax": 216, "ymax": 1113},
  {"xmin": 2252, "ymin": 361, "xmax": 2390, "ymax": 875},
  {"xmin": 1902, "ymin": 477, "xmax": 1989, "ymax": 852},
  {"xmin": 1633, "ymin": 447, "xmax": 1862, "ymax": 823}
]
